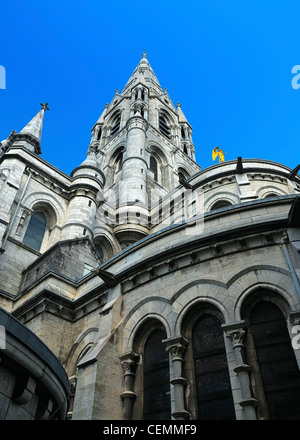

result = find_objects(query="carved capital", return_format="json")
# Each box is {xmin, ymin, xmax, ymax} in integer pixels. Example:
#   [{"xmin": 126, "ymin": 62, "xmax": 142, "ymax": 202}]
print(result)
[
  {"xmin": 163, "ymin": 337, "xmax": 188, "ymax": 361},
  {"xmin": 226, "ymin": 329, "xmax": 247, "ymax": 347},
  {"xmin": 167, "ymin": 343, "xmax": 187, "ymax": 361},
  {"xmin": 120, "ymin": 352, "xmax": 140, "ymax": 375}
]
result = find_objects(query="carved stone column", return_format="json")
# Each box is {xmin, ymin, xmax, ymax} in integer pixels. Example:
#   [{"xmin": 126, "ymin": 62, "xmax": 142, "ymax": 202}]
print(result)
[
  {"xmin": 223, "ymin": 322, "xmax": 257, "ymax": 420},
  {"xmin": 163, "ymin": 337, "xmax": 190, "ymax": 420},
  {"xmin": 15, "ymin": 208, "xmax": 31, "ymax": 236},
  {"xmin": 120, "ymin": 352, "xmax": 140, "ymax": 420}
]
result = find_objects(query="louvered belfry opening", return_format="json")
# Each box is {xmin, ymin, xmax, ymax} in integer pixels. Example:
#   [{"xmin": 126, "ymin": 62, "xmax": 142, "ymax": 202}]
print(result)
[{"xmin": 159, "ymin": 116, "xmax": 171, "ymax": 139}]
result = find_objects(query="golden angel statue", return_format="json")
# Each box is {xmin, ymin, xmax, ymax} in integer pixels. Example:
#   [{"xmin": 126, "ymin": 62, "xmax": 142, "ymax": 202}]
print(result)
[{"xmin": 212, "ymin": 147, "xmax": 225, "ymax": 162}]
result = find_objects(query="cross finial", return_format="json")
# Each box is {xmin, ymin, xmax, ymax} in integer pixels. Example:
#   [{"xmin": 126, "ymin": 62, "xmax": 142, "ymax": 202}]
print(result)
[
  {"xmin": 40, "ymin": 103, "xmax": 49, "ymax": 111},
  {"xmin": 115, "ymin": 89, "xmax": 120, "ymax": 94},
  {"xmin": 142, "ymin": 50, "xmax": 147, "ymax": 58}
]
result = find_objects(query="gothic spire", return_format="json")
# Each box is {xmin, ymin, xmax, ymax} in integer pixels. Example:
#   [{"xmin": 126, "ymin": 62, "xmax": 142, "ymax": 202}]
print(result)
[
  {"xmin": 12, "ymin": 103, "xmax": 49, "ymax": 154},
  {"xmin": 122, "ymin": 52, "xmax": 163, "ymax": 94},
  {"xmin": 177, "ymin": 102, "xmax": 189, "ymax": 124}
]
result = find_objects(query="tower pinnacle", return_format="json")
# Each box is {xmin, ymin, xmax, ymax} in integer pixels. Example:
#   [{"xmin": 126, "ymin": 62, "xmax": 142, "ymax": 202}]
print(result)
[{"xmin": 10, "ymin": 103, "xmax": 49, "ymax": 154}]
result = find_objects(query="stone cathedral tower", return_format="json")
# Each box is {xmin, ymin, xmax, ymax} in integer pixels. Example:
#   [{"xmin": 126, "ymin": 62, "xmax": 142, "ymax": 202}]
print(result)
[
  {"xmin": 0, "ymin": 54, "xmax": 300, "ymax": 421},
  {"xmin": 87, "ymin": 51, "xmax": 200, "ymax": 247}
]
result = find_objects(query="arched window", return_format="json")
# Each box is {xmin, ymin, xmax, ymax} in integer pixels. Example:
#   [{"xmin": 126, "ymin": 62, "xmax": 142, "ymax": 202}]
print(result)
[
  {"xmin": 110, "ymin": 113, "xmax": 121, "ymax": 137},
  {"xmin": 181, "ymin": 127, "xmax": 185, "ymax": 139},
  {"xmin": 178, "ymin": 172, "xmax": 186, "ymax": 182},
  {"xmin": 159, "ymin": 116, "xmax": 171, "ymax": 139},
  {"xmin": 143, "ymin": 329, "xmax": 171, "ymax": 420},
  {"xmin": 249, "ymin": 301, "xmax": 300, "ymax": 419},
  {"xmin": 97, "ymin": 127, "xmax": 102, "ymax": 141},
  {"xmin": 192, "ymin": 314, "xmax": 235, "ymax": 420},
  {"xmin": 150, "ymin": 156, "xmax": 158, "ymax": 182},
  {"xmin": 264, "ymin": 193, "xmax": 279, "ymax": 198},
  {"xmin": 178, "ymin": 168, "xmax": 189, "ymax": 182},
  {"xmin": 23, "ymin": 211, "xmax": 47, "ymax": 251},
  {"xmin": 94, "ymin": 243, "xmax": 104, "ymax": 263},
  {"xmin": 115, "ymin": 151, "xmax": 123, "ymax": 173},
  {"xmin": 210, "ymin": 200, "xmax": 232, "ymax": 211},
  {"xmin": 183, "ymin": 145, "xmax": 188, "ymax": 155}
]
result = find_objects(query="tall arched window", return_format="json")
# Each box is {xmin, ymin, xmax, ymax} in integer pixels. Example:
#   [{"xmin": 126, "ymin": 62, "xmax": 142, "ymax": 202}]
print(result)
[
  {"xmin": 143, "ymin": 329, "xmax": 171, "ymax": 420},
  {"xmin": 150, "ymin": 156, "xmax": 158, "ymax": 182},
  {"xmin": 110, "ymin": 113, "xmax": 121, "ymax": 137},
  {"xmin": 192, "ymin": 314, "xmax": 235, "ymax": 420},
  {"xmin": 249, "ymin": 300, "xmax": 300, "ymax": 419},
  {"xmin": 23, "ymin": 211, "xmax": 47, "ymax": 251},
  {"xmin": 159, "ymin": 116, "xmax": 171, "ymax": 139},
  {"xmin": 115, "ymin": 151, "xmax": 123, "ymax": 173},
  {"xmin": 94, "ymin": 243, "xmax": 104, "ymax": 263}
]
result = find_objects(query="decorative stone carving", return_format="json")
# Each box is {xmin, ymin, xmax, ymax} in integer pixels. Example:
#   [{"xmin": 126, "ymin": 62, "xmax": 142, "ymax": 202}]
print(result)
[{"xmin": 226, "ymin": 328, "xmax": 247, "ymax": 348}]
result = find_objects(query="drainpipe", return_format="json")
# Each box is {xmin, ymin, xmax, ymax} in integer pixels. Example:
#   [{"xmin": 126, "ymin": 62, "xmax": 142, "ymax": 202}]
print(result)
[
  {"xmin": 2, "ymin": 169, "xmax": 32, "ymax": 249},
  {"xmin": 281, "ymin": 233, "xmax": 300, "ymax": 299}
]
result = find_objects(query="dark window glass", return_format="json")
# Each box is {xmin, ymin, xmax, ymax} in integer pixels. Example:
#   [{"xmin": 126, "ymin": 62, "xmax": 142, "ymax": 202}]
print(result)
[
  {"xmin": 249, "ymin": 301, "xmax": 300, "ymax": 420},
  {"xmin": 192, "ymin": 314, "xmax": 236, "ymax": 420},
  {"xmin": 143, "ymin": 329, "xmax": 170, "ymax": 420},
  {"xmin": 115, "ymin": 152, "xmax": 123, "ymax": 172},
  {"xmin": 210, "ymin": 201, "xmax": 232, "ymax": 211},
  {"xmin": 23, "ymin": 211, "xmax": 47, "ymax": 251},
  {"xmin": 95, "ymin": 244, "xmax": 104, "ymax": 262},
  {"xmin": 150, "ymin": 156, "xmax": 158, "ymax": 181},
  {"xmin": 264, "ymin": 193, "xmax": 278, "ymax": 198}
]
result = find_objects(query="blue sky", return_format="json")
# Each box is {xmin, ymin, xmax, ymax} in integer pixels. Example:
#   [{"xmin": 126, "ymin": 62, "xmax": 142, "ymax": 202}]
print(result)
[{"xmin": 1, "ymin": 0, "xmax": 300, "ymax": 175}]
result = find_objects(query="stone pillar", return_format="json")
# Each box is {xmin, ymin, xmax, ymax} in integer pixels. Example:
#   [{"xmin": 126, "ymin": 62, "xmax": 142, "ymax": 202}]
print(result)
[
  {"xmin": 120, "ymin": 352, "xmax": 140, "ymax": 420},
  {"xmin": 144, "ymin": 89, "xmax": 149, "ymax": 103},
  {"xmin": 223, "ymin": 322, "xmax": 257, "ymax": 420},
  {"xmin": 131, "ymin": 90, "xmax": 135, "ymax": 104},
  {"xmin": 144, "ymin": 106, "xmax": 148, "ymax": 121},
  {"xmin": 163, "ymin": 337, "xmax": 190, "ymax": 420}
]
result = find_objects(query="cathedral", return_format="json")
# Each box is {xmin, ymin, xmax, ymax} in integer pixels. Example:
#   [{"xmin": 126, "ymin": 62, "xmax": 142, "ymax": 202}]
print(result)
[{"xmin": 0, "ymin": 53, "xmax": 300, "ymax": 420}]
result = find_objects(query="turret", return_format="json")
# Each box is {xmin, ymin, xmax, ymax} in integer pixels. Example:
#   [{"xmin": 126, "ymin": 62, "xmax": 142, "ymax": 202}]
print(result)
[
  {"xmin": 0, "ymin": 104, "xmax": 49, "ymax": 251},
  {"xmin": 10, "ymin": 103, "xmax": 49, "ymax": 154},
  {"xmin": 62, "ymin": 148, "xmax": 105, "ymax": 241}
]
